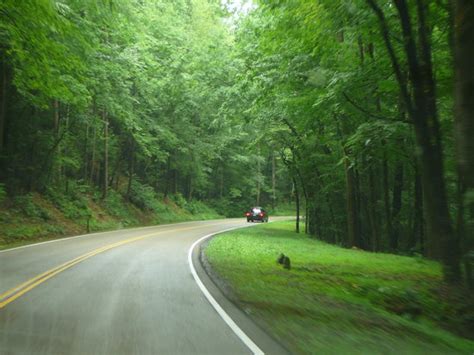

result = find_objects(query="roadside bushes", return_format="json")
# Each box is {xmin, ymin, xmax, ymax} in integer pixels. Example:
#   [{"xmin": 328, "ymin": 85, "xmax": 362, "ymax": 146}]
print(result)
[
  {"xmin": 13, "ymin": 194, "xmax": 50, "ymax": 221},
  {"xmin": 209, "ymin": 198, "xmax": 249, "ymax": 217},
  {"xmin": 46, "ymin": 186, "xmax": 90, "ymax": 220},
  {"xmin": 0, "ymin": 183, "xmax": 5, "ymax": 204},
  {"xmin": 170, "ymin": 193, "xmax": 220, "ymax": 217},
  {"xmin": 129, "ymin": 180, "xmax": 169, "ymax": 213},
  {"xmin": 102, "ymin": 190, "xmax": 138, "ymax": 227},
  {"xmin": 130, "ymin": 180, "xmax": 220, "ymax": 219}
]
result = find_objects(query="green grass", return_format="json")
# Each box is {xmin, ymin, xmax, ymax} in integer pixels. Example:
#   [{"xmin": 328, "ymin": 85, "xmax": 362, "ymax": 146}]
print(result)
[{"xmin": 205, "ymin": 221, "xmax": 474, "ymax": 354}]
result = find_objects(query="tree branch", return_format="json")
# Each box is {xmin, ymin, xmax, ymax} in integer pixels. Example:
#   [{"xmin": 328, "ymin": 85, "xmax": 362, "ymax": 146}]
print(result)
[
  {"xmin": 342, "ymin": 92, "xmax": 409, "ymax": 122},
  {"xmin": 365, "ymin": 0, "xmax": 414, "ymax": 116}
]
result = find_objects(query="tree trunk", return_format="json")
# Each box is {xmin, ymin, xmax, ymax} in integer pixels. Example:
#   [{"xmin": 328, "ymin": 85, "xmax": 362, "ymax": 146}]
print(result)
[
  {"xmin": 102, "ymin": 112, "xmax": 108, "ymax": 199},
  {"xmin": 127, "ymin": 138, "xmax": 135, "ymax": 199},
  {"xmin": 368, "ymin": 167, "xmax": 380, "ymax": 251},
  {"xmin": 305, "ymin": 203, "xmax": 309, "ymax": 234},
  {"xmin": 64, "ymin": 105, "xmax": 70, "ymax": 193},
  {"xmin": 110, "ymin": 153, "xmax": 121, "ymax": 191},
  {"xmin": 410, "ymin": 165, "xmax": 424, "ymax": 252},
  {"xmin": 453, "ymin": 0, "xmax": 474, "ymax": 271},
  {"xmin": 84, "ymin": 122, "xmax": 89, "ymax": 181},
  {"xmin": 53, "ymin": 100, "xmax": 60, "ymax": 136},
  {"xmin": 53, "ymin": 100, "xmax": 62, "ymax": 184},
  {"xmin": 89, "ymin": 124, "xmax": 97, "ymax": 185},
  {"xmin": 164, "ymin": 156, "xmax": 171, "ymax": 198},
  {"xmin": 219, "ymin": 164, "xmax": 224, "ymax": 199},
  {"xmin": 322, "ymin": 182, "xmax": 338, "ymax": 243},
  {"xmin": 293, "ymin": 176, "xmax": 300, "ymax": 233},
  {"xmin": 188, "ymin": 175, "xmax": 193, "ymax": 201},
  {"xmin": 344, "ymin": 153, "xmax": 360, "ymax": 248},
  {"xmin": 367, "ymin": 0, "xmax": 460, "ymax": 281},
  {"xmin": 390, "ymin": 163, "xmax": 404, "ymax": 250},
  {"xmin": 272, "ymin": 151, "xmax": 276, "ymax": 209},
  {"xmin": 174, "ymin": 169, "xmax": 178, "ymax": 195},
  {"xmin": 256, "ymin": 153, "xmax": 261, "ymax": 206},
  {"xmin": 0, "ymin": 57, "xmax": 7, "ymax": 152},
  {"xmin": 382, "ymin": 153, "xmax": 393, "ymax": 249}
]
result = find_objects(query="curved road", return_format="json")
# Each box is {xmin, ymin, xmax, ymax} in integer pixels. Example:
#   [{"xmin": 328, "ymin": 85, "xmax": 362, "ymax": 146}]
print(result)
[{"xmin": 0, "ymin": 219, "xmax": 286, "ymax": 355}]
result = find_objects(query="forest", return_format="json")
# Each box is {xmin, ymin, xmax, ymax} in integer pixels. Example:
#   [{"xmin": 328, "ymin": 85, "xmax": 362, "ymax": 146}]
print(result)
[{"xmin": 0, "ymin": 0, "xmax": 473, "ymax": 287}]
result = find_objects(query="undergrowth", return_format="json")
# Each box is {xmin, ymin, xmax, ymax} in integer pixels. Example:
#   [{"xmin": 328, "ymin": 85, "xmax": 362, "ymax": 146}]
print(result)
[{"xmin": 0, "ymin": 179, "xmax": 222, "ymax": 249}]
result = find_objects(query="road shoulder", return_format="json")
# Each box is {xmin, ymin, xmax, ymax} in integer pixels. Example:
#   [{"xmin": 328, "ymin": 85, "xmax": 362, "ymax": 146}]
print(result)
[{"xmin": 191, "ymin": 237, "xmax": 289, "ymax": 355}]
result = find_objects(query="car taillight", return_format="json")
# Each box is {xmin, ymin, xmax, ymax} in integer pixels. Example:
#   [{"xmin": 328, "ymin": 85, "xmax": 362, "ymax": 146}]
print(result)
[
  {"xmin": 245, "ymin": 212, "xmax": 250, "ymax": 216},
  {"xmin": 259, "ymin": 213, "xmax": 264, "ymax": 217}
]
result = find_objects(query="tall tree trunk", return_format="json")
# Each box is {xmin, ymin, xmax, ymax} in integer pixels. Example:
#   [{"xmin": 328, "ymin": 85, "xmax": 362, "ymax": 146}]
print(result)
[
  {"xmin": 256, "ymin": 152, "xmax": 261, "ymax": 206},
  {"xmin": 219, "ymin": 163, "xmax": 224, "ymax": 199},
  {"xmin": 64, "ymin": 105, "xmax": 70, "ymax": 193},
  {"xmin": 53, "ymin": 100, "xmax": 60, "ymax": 136},
  {"xmin": 89, "ymin": 124, "xmax": 97, "ymax": 185},
  {"xmin": 188, "ymin": 175, "xmax": 193, "ymax": 201},
  {"xmin": 453, "ymin": 0, "xmax": 474, "ymax": 275},
  {"xmin": 355, "ymin": 169, "xmax": 363, "ymax": 247},
  {"xmin": 272, "ymin": 151, "xmax": 276, "ymax": 209},
  {"xmin": 127, "ymin": 138, "xmax": 135, "ymax": 200},
  {"xmin": 84, "ymin": 122, "xmax": 89, "ymax": 181},
  {"xmin": 326, "ymin": 194, "xmax": 338, "ymax": 243},
  {"xmin": 102, "ymin": 112, "xmax": 108, "ymax": 199},
  {"xmin": 53, "ymin": 100, "xmax": 62, "ymax": 184},
  {"xmin": 344, "ymin": 153, "xmax": 360, "ymax": 247},
  {"xmin": 293, "ymin": 176, "xmax": 300, "ymax": 233},
  {"xmin": 410, "ymin": 165, "xmax": 424, "ymax": 252},
  {"xmin": 164, "ymin": 156, "xmax": 171, "ymax": 198},
  {"xmin": 0, "ymin": 57, "xmax": 7, "ymax": 152},
  {"xmin": 367, "ymin": 0, "xmax": 460, "ymax": 281},
  {"xmin": 174, "ymin": 169, "xmax": 178, "ymax": 195},
  {"xmin": 110, "ymin": 152, "xmax": 121, "ymax": 191},
  {"xmin": 391, "ymin": 163, "xmax": 404, "ymax": 250},
  {"xmin": 368, "ymin": 167, "xmax": 380, "ymax": 251},
  {"xmin": 382, "ymin": 153, "xmax": 393, "ymax": 249}
]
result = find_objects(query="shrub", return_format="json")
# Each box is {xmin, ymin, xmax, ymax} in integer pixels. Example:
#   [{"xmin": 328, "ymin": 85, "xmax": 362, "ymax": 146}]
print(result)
[
  {"xmin": 104, "ymin": 190, "xmax": 128, "ymax": 218},
  {"xmin": 129, "ymin": 180, "xmax": 169, "ymax": 213},
  {"xmin": 209, "ymin": 198, "xmax": 246, "ymax": 217},
  {"xmin": 13, "ymin": 194, "xmax": 50, "ymax": 220},
  {"xmin": 186, "ymin": 200, "xmax": 217, "ymax": 215},
  {"xmin": 103, "ymin": 190, "xmax": 137, "ymax": 226},
  {"xmin": 45, "ymin": 187, "xmax": 90, "ymax": 220},
  {"xmin": 169, "ymin": 193, "xmax": 187, "ymax": 209},
  {"xmin": 0, "ymin": 183, "xmax": 6, "ymax": 204}
]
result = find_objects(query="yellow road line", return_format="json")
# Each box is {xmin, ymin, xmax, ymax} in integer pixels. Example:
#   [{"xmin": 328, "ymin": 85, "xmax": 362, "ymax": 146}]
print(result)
[{"xmin": 0, "ymin": 222, "xmax": 227, "ymax": 309}]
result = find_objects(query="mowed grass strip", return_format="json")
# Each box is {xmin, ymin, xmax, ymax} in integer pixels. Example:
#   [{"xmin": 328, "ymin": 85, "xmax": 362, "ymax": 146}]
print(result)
[{"xmin": 205, "ymin": 221, "xmax": 474, "ymax": 354}]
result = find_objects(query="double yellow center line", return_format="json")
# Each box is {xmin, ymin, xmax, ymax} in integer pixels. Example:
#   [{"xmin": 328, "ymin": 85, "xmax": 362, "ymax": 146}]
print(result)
[{"xmin": 0, "ymin": 223, "xmax": 223, "ymax": 309}]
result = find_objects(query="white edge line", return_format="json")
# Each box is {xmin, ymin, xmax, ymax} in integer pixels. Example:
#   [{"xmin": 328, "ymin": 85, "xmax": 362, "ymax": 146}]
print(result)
[
  {"xmin": 188, "ymin": 226, "xmax": 265, "ymax": 355},
  {"xmin": 0, "ymin": 218, "xmax": 233, "ymax": 254}
]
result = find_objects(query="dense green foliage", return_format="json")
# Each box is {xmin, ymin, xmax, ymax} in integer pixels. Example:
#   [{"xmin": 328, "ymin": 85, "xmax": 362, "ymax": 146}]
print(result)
[
  {"xmin": 0, "ymin": 0, "xmax": 472, "ymax": 285},
  {"xmin": 230, "ymin": 0, "xmax": 473, "ymax": 284},
  {"xmin": 0, "ymin": 0, "xmax": 292, "ymax": 223},
  {"xmin": 206, "ymin": 222, "xmax": 474, "ymax": 353}
]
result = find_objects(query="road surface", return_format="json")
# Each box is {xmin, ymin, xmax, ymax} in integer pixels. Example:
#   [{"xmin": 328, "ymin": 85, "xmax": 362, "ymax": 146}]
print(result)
[{"xmin": 0, "ymin": 219, "xmax": 287, "ymax": 355}]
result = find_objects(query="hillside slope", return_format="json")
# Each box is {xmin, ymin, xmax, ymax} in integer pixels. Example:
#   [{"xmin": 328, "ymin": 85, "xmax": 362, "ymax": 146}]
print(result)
[{"xmin": 0, "ymin": 184, "xmax": 221, "ymax": 250}]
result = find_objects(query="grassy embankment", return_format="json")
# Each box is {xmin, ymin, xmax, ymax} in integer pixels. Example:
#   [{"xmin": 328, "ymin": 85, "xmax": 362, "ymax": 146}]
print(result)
[
  {"xmin": 205, "ymin": 221, "xmax": 474, "ymax": 354},
  {"xmin": 0, "ymin": 181, "xmax": 221, "ymax": 250}
]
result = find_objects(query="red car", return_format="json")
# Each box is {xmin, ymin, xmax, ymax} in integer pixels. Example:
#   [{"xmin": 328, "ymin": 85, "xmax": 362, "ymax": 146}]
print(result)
[{"xmin": 245, "ymin": 207, "xmax": 269, "ymax": 223}]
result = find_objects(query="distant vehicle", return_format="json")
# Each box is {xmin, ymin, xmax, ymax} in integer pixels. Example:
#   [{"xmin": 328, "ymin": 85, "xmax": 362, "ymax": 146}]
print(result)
[{"xmin": 245, "ymin": 207, "xmax": 269, "ymax": 223}]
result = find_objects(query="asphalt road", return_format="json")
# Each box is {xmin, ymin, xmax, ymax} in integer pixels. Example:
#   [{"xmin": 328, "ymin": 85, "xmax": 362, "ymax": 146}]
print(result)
[{"xmin": 0, "ymin": 219, "xmax": 287, "ymax": 355}]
